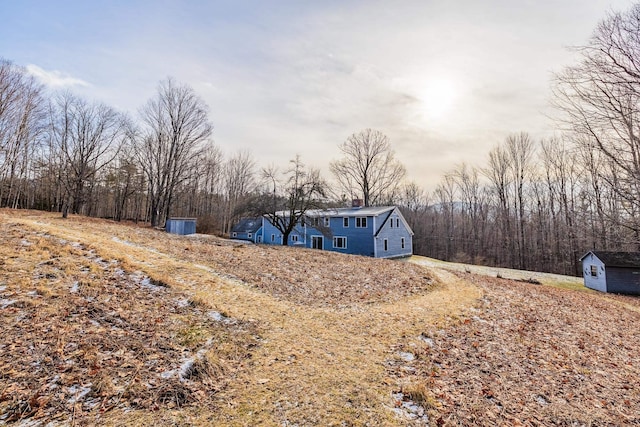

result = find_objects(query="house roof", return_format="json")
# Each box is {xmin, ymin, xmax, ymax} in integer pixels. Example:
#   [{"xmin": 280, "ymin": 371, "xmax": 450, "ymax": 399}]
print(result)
[
  {"xmin": 274, "ymin": 206, "xmax": 396, "ymax": 218},
  {"xmin": 580, "ymin": 251, "xmax": 640, "ymax": 268},
  {"xmin": 231, "ymin": 218, "xmax": 262, "ymax": 234}
]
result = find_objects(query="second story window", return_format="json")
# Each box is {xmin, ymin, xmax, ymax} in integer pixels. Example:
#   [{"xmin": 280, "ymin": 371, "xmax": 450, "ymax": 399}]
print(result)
[
  {"xmin": 343, "ymin": 217, "xmax": 349, "ymax": 227},
  {"xmin": 324, "ymin": 217, "xmax": 330, "ymax": 227},
  {"xmin": 356, "ymin": 217, "xmax": 367, "ymax": 228}
]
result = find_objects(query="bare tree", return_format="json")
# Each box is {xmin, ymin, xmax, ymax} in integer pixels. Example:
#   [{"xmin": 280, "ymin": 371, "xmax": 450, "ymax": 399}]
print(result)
[
  {"xmin": 330, "ymin": 129, "xmax": 406, "ymax": 207},
  {"xmin": 136, "ymin": 78, "xmax": 213, "ymax": 227},
  {"xmin": 261, "ymin": 155, "xmax": 326, "ymax": 245},
  {"xmin": 554, "ymin": 4, "xmax": 640, "ymax": 237},
  {"xmin": 222, "ymin": 150, "xmax": 256, "ymax": 234},
  {"xmin": 0, "ymin": 59, "xmax": 46, "ymax": 208},
  {"xmin": 49, "ymin": 92, "xmax": 127, "ymax": 218}
]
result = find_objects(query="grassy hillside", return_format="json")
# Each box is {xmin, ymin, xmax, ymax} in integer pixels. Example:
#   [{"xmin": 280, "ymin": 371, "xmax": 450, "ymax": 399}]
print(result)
[{"xmin": 1, "ymin": 209, "xmax": 639, "ymax": 426}]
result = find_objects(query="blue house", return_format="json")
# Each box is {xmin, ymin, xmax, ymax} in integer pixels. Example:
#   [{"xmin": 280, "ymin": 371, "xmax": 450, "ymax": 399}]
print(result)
[
  {"xmin": 256, "ymin": 206, "xmax": 413, "ymax": 259},
  {"xmin": 230, "ymin": 217, "xmax": 263, "ymax": 243}
]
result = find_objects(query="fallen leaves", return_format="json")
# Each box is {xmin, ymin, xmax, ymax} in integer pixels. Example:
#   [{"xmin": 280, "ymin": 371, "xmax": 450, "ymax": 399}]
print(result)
[
  {"xmin": 404, "ymin": 273, "xmax": 640, "ymax": 426},
  {"xmin": 0, "ymin": 221, "xmax": 260, "ymax": 425}
]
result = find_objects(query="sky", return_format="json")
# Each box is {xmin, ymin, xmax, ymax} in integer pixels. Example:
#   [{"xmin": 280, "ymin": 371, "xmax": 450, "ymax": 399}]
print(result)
[{"xmin": 0, "ymin": 0, "xmax": 634, "ymax": 191}]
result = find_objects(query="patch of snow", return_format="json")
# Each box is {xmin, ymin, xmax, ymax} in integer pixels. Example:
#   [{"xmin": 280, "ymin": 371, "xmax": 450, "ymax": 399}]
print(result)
[
  {"xmin": 0, "ymin": 285, "xmax": 6, "ymax": 292},
  {"xmin": 160, "ymin": 369, "xmax": 177, "ymax": 379},
  {"xmin": 67, "ymin": 384, "xmax": 92, "ymax": 404},
  {"xmin": 208, "ymin": 310, "xmax": 224, "ymax": 321},
  {"xmin": 398, "ymin": 352, "xmax": 415, "ymax": 362},
  {"xmin": 140, "ymin": 277, "xmax": 163, "ymax": 290},
  {"xmin": 175, "ymin": 297, "xmax": 190, "ymax": 308},
  {"xmin": 179, "ymin": 358, "xmax": 195, "ymax": 380},
  {"xmin": 536, "ymin": 394, "xmax": 550, "ymax": 405},
  {"xmin": 392, "ymin": 392, "xmax": 428, "ymax": 423},
  {"xmin": 20, "ymin": 239, "xmax": 32, "ymax": 246},
  {"xmin": 112, "ymin": 236, "xmax": 134, "ymax": 246},
  {"xmin": 208, "ymin": 310, "xmax": 226, "ymax": 321},
  {"xmin": 419, "ymin": 334, "xmax": 435, "ymax": 347},
  {"xmin": 70, "ymin": 281, "xmax": 80, "ymax": 293},
  {"xmin": 1, "ymin": 299, "xmax": 17, "ymax": 309}
]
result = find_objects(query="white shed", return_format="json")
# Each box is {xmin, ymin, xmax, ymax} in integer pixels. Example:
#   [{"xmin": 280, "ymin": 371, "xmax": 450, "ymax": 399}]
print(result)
[{"xmin": 580, "ymin": 251, "xmax": 640, "ymax": 295}]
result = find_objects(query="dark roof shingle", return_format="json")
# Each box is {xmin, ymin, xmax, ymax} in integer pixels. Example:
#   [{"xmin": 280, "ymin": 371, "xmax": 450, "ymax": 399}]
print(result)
[{"xmin": 582, "ymin": 251, "xmax": 640, "ymax": 268}]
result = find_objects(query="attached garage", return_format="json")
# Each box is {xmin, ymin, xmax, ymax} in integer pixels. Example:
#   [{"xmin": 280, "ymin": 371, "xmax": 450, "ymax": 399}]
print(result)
[{"xmin": 580, "ymin": 251, "xmax": 640, "ymax": 295}]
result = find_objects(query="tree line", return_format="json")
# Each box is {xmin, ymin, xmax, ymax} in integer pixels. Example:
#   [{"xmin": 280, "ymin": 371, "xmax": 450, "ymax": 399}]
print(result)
[
  {"xmin": 2, "ymin": 3, "xmax": 640, "ymax": 275},
  {"xmin": 404, "ymin": 4, "xmax": 640, "ymax": 275}
]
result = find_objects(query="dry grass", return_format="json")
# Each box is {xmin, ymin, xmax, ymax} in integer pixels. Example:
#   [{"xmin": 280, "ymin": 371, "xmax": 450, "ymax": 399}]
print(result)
[
  {"xmin": 6, "ymin": 210, "xmax": 640, "ymax": 426},
  {"xmin": 0, "ymin": 210, "xmax": 478, "ymax": 425}
]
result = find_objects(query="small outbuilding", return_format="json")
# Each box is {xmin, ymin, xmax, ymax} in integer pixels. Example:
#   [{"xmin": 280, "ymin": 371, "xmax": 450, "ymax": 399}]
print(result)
[
  {"xmin": 165, "ymin": 217, "xmax": 197, "ymax": 235},
  {"xmin": 580, "ymin": 251, "xmax": 640, "ymax": 295}
]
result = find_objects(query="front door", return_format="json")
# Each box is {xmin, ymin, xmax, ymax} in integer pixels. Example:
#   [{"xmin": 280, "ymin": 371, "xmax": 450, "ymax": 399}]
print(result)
[{"xmin": 311, "ymin": 236, "xmax": 323, "ymax": 250}]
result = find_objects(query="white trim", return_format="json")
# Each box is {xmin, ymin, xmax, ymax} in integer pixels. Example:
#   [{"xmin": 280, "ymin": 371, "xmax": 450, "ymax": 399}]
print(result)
[
  {"xmin": 343, "ymin": 217, "xmax": 349, "ymax": 228},
  {"xmin": 333, "ymin": 236, "xmax": 347, "ymax": 249},
  {"xmin": 356, "ymin": 217, "xmax": 367, "ymax": 228}
]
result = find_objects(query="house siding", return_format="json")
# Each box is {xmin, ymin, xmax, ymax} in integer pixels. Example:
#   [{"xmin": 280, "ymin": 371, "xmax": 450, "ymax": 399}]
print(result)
[
  {"xmin": 232, "ymin": 228, "xmax": 262, "ymax": 243},
  {"xmin": 582, "ymin": 253, "xmax": 606, "ymax": 292},
  {"xmin": 257, "ymin": 207, "xmax": 412, "ymax": 258},
  {"xmin": 604, "ymin": 267, "xmax": 640, "ymax": 294},
  {"xmin": 374, "ymin": 210, "xmax": 413, "ymax": 259}
]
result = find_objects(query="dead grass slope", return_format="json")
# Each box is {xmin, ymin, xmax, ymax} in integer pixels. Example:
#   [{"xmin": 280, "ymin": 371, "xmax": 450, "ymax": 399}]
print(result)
[
  {"xmin": 399, "ymin": 273, "xmax": 640, "ymax": 426},
  {"xmin": 0, "ymin": 218, "xmax": 259, "ymax": 425},
  {"xmin": 1, "ymin": 210, "xmax": 479, "ymax": 426}
]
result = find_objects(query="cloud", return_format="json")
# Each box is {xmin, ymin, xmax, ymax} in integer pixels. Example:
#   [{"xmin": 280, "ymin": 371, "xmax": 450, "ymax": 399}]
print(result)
[{"xmin": 26, "ymin": 64, "xmax": 91, "ymax": 88}]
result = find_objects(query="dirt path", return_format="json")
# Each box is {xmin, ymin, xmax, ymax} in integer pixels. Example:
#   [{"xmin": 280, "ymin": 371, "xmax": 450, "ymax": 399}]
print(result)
[{"xmin": 2, "ymin": 212, "xmax": 481, "ymax": 425}]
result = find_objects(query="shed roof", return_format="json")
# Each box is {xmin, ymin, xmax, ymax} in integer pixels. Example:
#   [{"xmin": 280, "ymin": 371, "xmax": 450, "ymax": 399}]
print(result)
[
  {"xmin": 580, "ymin": 251, "xmax": 640, "ymax": 268},
  {"xmin": 231, "ymin": 217, "xmax": 262, "ymax": 234}
]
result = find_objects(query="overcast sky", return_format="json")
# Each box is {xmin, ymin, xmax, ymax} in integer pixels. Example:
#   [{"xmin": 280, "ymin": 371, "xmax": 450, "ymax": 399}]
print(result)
[{"xmin": 0, "ymin": 0, "xmax": 634, "ymax": 190}]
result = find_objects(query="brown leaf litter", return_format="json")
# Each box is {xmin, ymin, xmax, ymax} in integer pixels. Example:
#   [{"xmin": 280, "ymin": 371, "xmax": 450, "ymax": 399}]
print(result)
[
  {"xmin": 387, "ymin": 272, "xmax": 640, "ymax": 426},
  {"xmin": 0, "ymin": 220, "xmax": 259, "ymax": 425}
]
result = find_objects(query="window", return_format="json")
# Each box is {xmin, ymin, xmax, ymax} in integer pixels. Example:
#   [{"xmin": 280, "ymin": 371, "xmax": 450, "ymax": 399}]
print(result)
[
  {"xmin": 291, "ymin": 235, "xmax": 298, "ymax": 242},
  {"xmin": 311, "ymin": 217, "xmax": 320, "ymax": 227},
  {"xmin": 232, "ymin": 232, "xmax": 237, "ymax": 237},
  {"xmin": 401, "ymin": 237, "xmax": 405, "ymax": 249},
  {"xmin": 396, "ymin": 218, "xmax": 400, "ymax": 228},
  {"xmin": 343, "ymin": 217, "xmax": 349, "ymax": 228},
  {"xmin": 324, "ymin": 217, "xmax": 330, "ymax": 227},
  {"xmin": 271, "ymin": 234, "xmax": 275, "ymax": 242},
  {"xmin": 356, "ymin": 217, "xmax": 367, "ymax": 228},
  {"xmin": 390, "ymin": 217, "xmax": 394, "ymax": 228},
  {"xmin": 590, "ymin": 265, "xmax": 598, "ymax": 277},
  {"xmin": 247, "ymin": 233, "xmax": 252, "ymax": 239},
  {"xmin": 333, "ymin": 236, "xmax": 347, "ymax": 249},
  {"xmin": 384, "ymin": 238, "xmax": 388, "ymax": 251}
]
